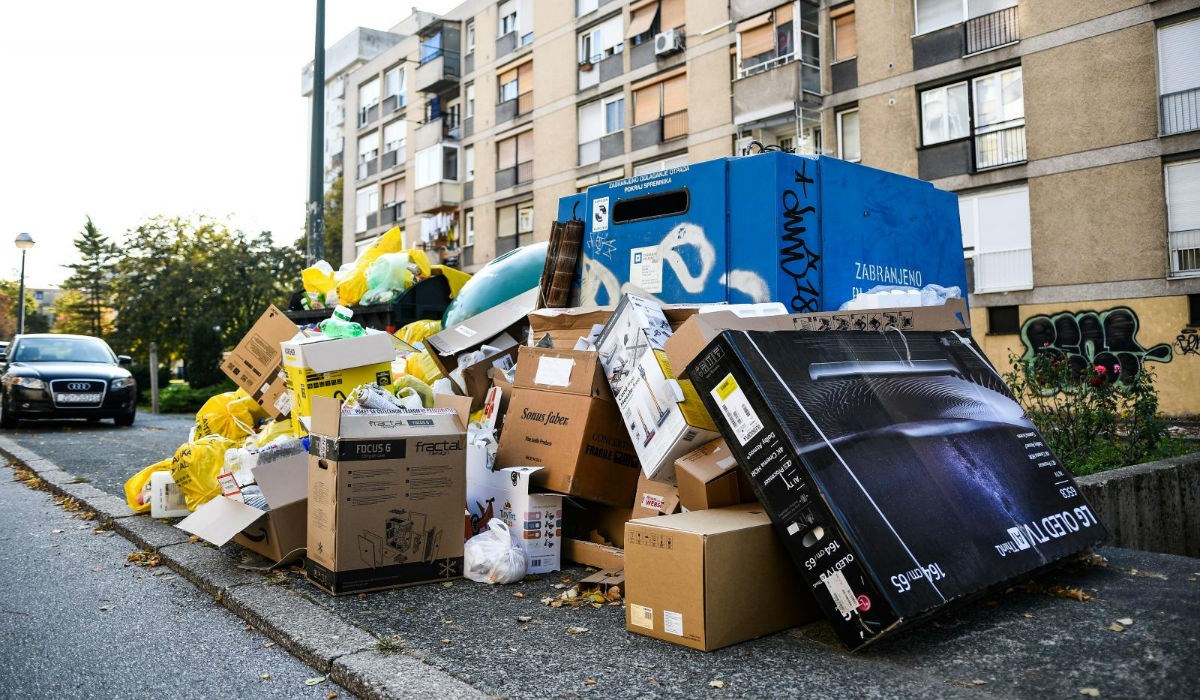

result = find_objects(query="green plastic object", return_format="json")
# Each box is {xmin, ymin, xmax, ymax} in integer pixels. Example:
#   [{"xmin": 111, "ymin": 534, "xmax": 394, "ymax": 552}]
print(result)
[
  {"xmin": 442, "ymin": 241, "xmax": 548, "ymax": 327},
  {"xmin": 318, "ymin": 305, "xmax": 366, "ymax": 338}
]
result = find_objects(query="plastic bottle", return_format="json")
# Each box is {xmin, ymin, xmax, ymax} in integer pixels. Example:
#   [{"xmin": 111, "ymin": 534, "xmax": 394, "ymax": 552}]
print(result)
[{"xmin": 318, "ymin": 305, "xmax": 366, "ymax": 338}]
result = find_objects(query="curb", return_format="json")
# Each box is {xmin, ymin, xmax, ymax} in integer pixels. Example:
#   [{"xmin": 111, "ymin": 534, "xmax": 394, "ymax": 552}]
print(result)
[{"xmin": 0, "ymin": 436, "xmax": 487, "ymax": 700}]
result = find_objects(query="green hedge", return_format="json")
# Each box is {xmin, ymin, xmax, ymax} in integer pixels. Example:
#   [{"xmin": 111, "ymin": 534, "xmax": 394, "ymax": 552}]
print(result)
[{"xmin": 155, "ymin": 379, "xmax": 238, "ymax": 414}]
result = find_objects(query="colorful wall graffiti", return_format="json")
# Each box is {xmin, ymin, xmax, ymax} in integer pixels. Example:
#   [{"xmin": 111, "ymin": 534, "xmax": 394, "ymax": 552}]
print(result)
[{"xmin": 1019, "ymin": 307, "xmax": 1173, "ymax": 381}]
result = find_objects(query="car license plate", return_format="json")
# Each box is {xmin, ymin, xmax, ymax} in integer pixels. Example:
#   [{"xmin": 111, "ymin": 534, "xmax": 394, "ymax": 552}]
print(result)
[{"xmin": 57, "ymin": 393, "xmax": 102, "ymax": 403}]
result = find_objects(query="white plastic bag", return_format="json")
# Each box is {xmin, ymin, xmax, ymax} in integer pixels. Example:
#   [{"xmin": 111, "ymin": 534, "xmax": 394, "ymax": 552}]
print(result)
[{"xmin": 463, "ymin": 520, "xmax": 527, "ymax": 584}]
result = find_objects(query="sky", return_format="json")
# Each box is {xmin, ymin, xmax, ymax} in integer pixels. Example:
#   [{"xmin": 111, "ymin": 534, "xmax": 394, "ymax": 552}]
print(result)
[{"xmin": 0, "ymin": 0, "xmax": 456, "ymax": 289}]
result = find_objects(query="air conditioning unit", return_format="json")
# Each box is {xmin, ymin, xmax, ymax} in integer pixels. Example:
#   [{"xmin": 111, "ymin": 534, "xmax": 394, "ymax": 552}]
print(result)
[{"xmin": 654, "ymin": 29, "xmax": 684, "ymax": 56}]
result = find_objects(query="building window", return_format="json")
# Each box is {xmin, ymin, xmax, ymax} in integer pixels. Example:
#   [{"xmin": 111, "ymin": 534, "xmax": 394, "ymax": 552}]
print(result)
[
  {"xmin": 518, "ymin": 205, "xmax": 534, "ymax": 235},
  {"xmin": 1158, "ymin": 18, "xmax": 1200, "ymax": 136},
  {"xmin": 577, "ymin": 0, "xmax": 598, "ymax": 17},
  {"xmin": 836, "ymin": 109, "xmax": 860, "ymax": 163},
  {"xmin": 385, "ymin": 65, "xmax": 406, "ymax": 108},
  {"xmin": 382, "ymin": 179, "xmax": 406, "ymax": 223},
  {"xmin": 922, "ymin": 66, "xmax": 1025, "ymax": 170},
  {"xmin": 466, "ymin": 20, "xmax": 476, "ymax": 53},
  {"xmin": 465, "ymin": 84, "xmax": 475, "ymax": 118},
  {"xmin": 579, "ymin": 15, "xmax": 624, "ymax": 64},
  {"xmin": 414, "ymin": 145, "xmax": 459, "ymax": 188},
  {"xmin": 499, "ymin": 73, "xmax": 518, "ymax": 103},
  {"xmin": 420, "ymin": 30, "xmax": 443, "ymax": 64},
  {"xmin": 383, "ymin": 121, "xmax": 405, "ymax": 160},
  {"xmin": 832, "ymin": 4, "xmax": 856, "ymax": 61},
  {"xmin": 357, "ymin": 131, "xmax": 378, "ymax": 178},
  {"xmin": 736, "ymin": 3, "xmax": 794, "ymax": 76},
  {"xmin": 497, "ymin": 131, "xmax": 533, "ymax": 184},
  {"xmin": 464, "ymin": 145, "xmax": 475, "ymax": 181},
  {"xmin": 633, "ymin": 153, "xmax": 688, "ymax": 176},
  {"xmin": 464, "ymin": 210, "xmax": 475, "ymax": 247},
  {"xmin": 958, "ymin": 185, "xmax": 1032, "ymax": 293},
  {"xmin": 1166, "ymin": 159, "xmax": 1200, "ymax": 277},
  {"xmin": 499, "ymin": 0, "xmax": 518, "ymax": 36},
  {"xmin": 915, "ymin": 0, "xmax": 1017, "ymax": 36},
  {"xmin": 633, "ymin": 71, "xmax": 687, "ymax": 138},
  {"xmin": 1189, "ymin": 293, "xmax": 1200, "ymax": 326},
  {"xmin": 627, "ymin": 1, "xmax": 661, "ymax": 45},
  {"xmin": 605, "ymin": 95, "xmax": 625, "ymax": 133},
  {"xmin": 987, "ymin": 306, "xmax": 1020, "ymax": 335},
  {"xmin": 498, "ymin": 61, "xmax": 533, "ymax": 114},
  {"xmin": 358, "ymin": 77, "xmax": 380, "ymax": 126},
  {"xmin": 355, "ymin": 185, "xmax": 379, "ymax": 233}
]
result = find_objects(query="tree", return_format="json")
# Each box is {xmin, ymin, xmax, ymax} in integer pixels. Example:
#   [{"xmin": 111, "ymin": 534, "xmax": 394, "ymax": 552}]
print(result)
[
  {"xmin": 59, "ymin": 217, "xmax": 118, "ymax": 338},
  {"xmin": 53, "ymin": 289, "xmax": 108, "ymax": 336},
  {"xmin": 0, "ymin": 281, "xmax": 47, "ymax": 338},
  {"xmin": 324, "ymin": 174, "xmax": 344, "ymax": 269},
  {"xmin": 109, "ymin": 215, "xmax": 303, "ymax": 375}
]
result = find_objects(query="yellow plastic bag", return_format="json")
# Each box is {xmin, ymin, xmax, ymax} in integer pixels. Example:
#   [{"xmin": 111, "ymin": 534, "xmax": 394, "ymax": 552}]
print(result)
[
  {"xmin": 391, "ymin": 374, "xmax": 435, "ymax": 408},
  {"xmin": 170, "ymin": 434, "xmax": 235, "ymax": 511},
  {"xmin": 336, "ymin": 226, "xmax": 403, "ymax": 306},
  {"xmin": 124, "ymin": 459, "xmax": 172, "ymax": 514},
  {"xmin": 250, "ymin": 418, "xmax": 295, "ymax": 447},
  {"xmin": 194, "ymin": 390, "xmax": 264, "ymax": 440},
  {"xmin": 395, "ymin": 319, "xmax": 443, "ymax": 347},
  {"xmin": 405, "ymin": 350, "xmax": 444, "ymax": 385},
  {"xmin": 431, "ymin": 265, "xmax": 472, "ymax": 299},
  {"xmin": 302, "ymin": 260, "xmax": 337, "ymax": 295},
  {"xmin": 407, "ymin": 248, "xmax": 433, "ymax": 278}
]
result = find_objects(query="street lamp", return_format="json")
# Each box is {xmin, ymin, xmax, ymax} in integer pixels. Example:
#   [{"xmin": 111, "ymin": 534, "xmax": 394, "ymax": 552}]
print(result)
[{"xmin": 14, "ymin": 232, "xmax": 35, "ymax": 336}]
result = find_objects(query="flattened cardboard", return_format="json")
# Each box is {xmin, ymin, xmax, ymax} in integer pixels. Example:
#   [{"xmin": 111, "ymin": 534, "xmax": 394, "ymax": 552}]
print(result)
[
  {"xmin": 688, "ymin": 329, "xmax": 1107, "ymax": 650},
  {"xmin": 624, "ymin": 504, "xmax": 818, "ymax": 651},
  {"xmin": 631, "ymin": 471, "xmax": 681, "ymax": 520},
  {"xmin": 305, "ymin": 396, "xmax": 466, "ymax": 595},
  {"xmin": 496, "ymin": 346, "xmax": 640, "ymax": 506},
  {"xmin": 427, "ymin": 288, "xmax": 539, "ymax": 375},
  {"xmin": 674, "ymin": 438, "xmax": 755, "ymax": 512},
  {"xmin": 221, "ymin": 305, "xmax": 298, "ymax": 418},
  {"xmin": 666, "ymin": 298, "xmax": 970, "ymax": 379},
  {"xmin": 467, "ymin": 463, "xmax": 562, "ymax": 574}
]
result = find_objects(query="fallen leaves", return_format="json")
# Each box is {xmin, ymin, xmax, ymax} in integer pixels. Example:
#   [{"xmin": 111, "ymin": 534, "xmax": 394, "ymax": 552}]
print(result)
[
  {"xmin": 709, "ymin": 680, "xmax": 726, "ymax": 688},
  {"xmin": 584, "ymin": 678, "xmax": 597, "ymax": 686},
  {"xmin": 567, "ymin": 626, "xmax": 589, "ymax": 635},
  {"xmin": 261, "ymin": 674, "xmax": 271, "ymax": 681},
  {"xmin": 538, "ymin": 581, "xmax": 624, "ymax": 609},
  {"xmin": 1116, "ymin": 617, "xmax": 1133, "ymax": 626},
  {"xmin": 1107, "ymin": 623, "xmax": 1125, "ymax": 633},
  {"xmin": 1019, "ymin": 582, "xmax": 1096, "ymax": 602},
  {"xmin": 126, "ymin": 551, "xmax": 162, "ymax": 568},
  {"xmin": 1079, "ymin": 688, "xmax": 1100, "ymax": 696},
  {"xmin": 513, "ymin": 591, "xmax": 525, "ymax": 599},
  {"xmin": 304, "ymin": 676, "xmax": 327, "ymax": 686}
]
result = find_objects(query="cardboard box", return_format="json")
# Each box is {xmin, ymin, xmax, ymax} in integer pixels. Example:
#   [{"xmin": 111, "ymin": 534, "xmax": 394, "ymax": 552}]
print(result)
[
  {"xmin": 221, "ymin": 305, "xmax": 299, "ymax": 419},
  {"xmin": 177, "ymin": 449, "xmax": 309, "ymax": 564},
  {"xmin": 596, "ymin": 294, "xmax": 719, "ymax": 482},
  {"xmin": 665, "ymin": 298, "xmax": 970, "ymax": 379},
  {"xmin": 528, "ymin": 307, "xmax": 614, "ymax": 349},
  {"xmin": 496, "ymin": 346, "xmax": 641, "ymax": 507},
  {"xmin": 688, "ymin": 329, "xmax": 1108, "ymax": 650},
  {"xmin": 562, "ymin": 500, "xmax": 631, "ymax": 569},
  {"xmin": 631, "ymin": 471, "xmax": 681, "ymax": 520},
  {"xmin": 426, "ymin": 287, "xmax": 539, "ymax": 376},
  {"xmin": 624, "ymin": 504, "xmax": 819, "ymax": 651},
  {"xmin": 304, "ymin": 397, "xmax": 466, "ymax": 595},
  {"xmin": 281, "ymin": 330, "xmax": 395, "ymax": 433},
  {"xmin": 467, "ymin": 462, "xmax": 562, "ymax": 575},
  {"xmin": 675, "ymin": 438, "xmax": 756, "ymax": 512},
  {"xmin": 558, "ymin": 152, "xmax": 968, "ymax": 310},
  {"xmin": 452, "ymin": 332, "xmax": 519, "ymax": 411}
]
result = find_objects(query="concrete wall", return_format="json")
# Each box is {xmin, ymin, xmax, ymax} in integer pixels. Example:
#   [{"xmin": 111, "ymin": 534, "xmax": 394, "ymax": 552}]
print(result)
[
  {"xmin": 1024, "ymin": 25, "xmax": 1158, "ymax": 161},
  {"xmin": 856, "ymin": 0, "xmax": 914, "ymax": 86},
  {"xmin": 1021, "ymin": 0, "xmax": 1145, "ymax": 37},
  {"xmin": 971, "ymin": 293, "xmax": 1200, "ymax": 416},
  {"xmin": 1077, "ymin": 454, "xmax": 1200, "ymax": 558},
  {"xmin": 858, "ymin": 90, "xmax": 919, "ymax": 178},
  {"xmin": 1030, "ymin": 159, "xmax": 1167, "ymax": 288}
]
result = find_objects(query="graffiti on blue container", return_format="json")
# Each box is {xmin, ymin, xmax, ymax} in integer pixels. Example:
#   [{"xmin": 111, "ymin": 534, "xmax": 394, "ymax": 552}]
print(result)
[
  {"xmin": 1019, "ymin": 307, "xmax": 1173, "ymax": 382},
  {"xmin": 779, "ymin": 160, "xmax": 820, "ymax": 313}
]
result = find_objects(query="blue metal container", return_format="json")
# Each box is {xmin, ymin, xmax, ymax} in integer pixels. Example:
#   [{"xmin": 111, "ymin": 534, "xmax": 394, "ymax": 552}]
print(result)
[{"xmin": 556, "ymin": 153, "xmax": 967, "ymax": 312}]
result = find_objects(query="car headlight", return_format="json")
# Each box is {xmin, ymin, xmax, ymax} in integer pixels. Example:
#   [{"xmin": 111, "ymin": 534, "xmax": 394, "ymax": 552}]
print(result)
[
  {"xmin": 8, "ymin": 376, "xmax": 46, "ymax": 390},
  {"xmin": 111, "ymin": 377, "xmax": 136, "ymax": 390}
]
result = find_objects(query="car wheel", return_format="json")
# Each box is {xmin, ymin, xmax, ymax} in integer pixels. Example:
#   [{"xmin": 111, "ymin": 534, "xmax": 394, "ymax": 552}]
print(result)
[
  {"xmin": 115, "ymin": 407, "xmax": 136, "ymax": 427},
  {"xmin": 0, "ymin": 395, "xmax": 15, "ymax": 429}
]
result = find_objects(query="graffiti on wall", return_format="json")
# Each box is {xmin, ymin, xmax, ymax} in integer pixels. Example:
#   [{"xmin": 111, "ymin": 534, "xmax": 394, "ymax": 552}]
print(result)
[
  {"xmin": 1177, "ymin": 328, "xmax": 1200, "ymax": 357},
  {"xmin": 1020, "ymin": 307, "xmax": 1173, "ymax": 382}
]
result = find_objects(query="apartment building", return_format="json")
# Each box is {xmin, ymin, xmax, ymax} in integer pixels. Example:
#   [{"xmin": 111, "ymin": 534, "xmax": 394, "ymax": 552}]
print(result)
[{"xmin": 327, "ymin": 0, "xmax": 1200, "ymax": 414}]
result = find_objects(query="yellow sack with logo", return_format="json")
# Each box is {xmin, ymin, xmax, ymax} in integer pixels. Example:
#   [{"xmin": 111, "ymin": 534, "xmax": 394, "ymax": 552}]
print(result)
[
  {"xmin": 169, "ymin": 434, "xmax": 235, "ymax": 511},
  {"xmin": 336, "ymin": 226, "xmax": 404, "ymax": 306},
  {"xmin": 194, "ymin": 390, "xmax": 264, "ymax": 440},
  {"xmin": 302, "ymin": 260, "xmax": 337, "ymax": 295},
  {"xmin": 431, "ymin": 265, "xmax": 471, "ymax": 299},
  {"xmin": 405, "ymin": 350, "xmax": 444, "ymax": 385},
  {"xmin": 395, "ymin": 319, "xmax": 443, "ymax": 347},
  {"xmin": 124, "ymin": 459, "xmax": 173, "ymax": 514},
  {"xmin": 249, "ymin": 418, "xmax": 295, "ymax": 448}
]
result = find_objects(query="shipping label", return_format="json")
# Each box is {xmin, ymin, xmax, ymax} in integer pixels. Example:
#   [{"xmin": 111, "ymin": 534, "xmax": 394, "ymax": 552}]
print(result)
[{"xmin": 711, "ymin": 374, "xmax": 763, "ymax": 446}]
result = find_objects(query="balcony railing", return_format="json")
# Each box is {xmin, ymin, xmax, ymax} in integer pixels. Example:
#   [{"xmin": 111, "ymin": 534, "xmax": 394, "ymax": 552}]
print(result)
[
  {"xmin": 965, "ymin": 6, "xmax": 1019, "ymax": 55},
  {"xmin": 662, "ymin": 110, "xmax": 688, "ymax": 141},
  {"xmin": 738, "ymin": 51, "xmax": 794, "ymax": 80},
  {"xmin": 517, "ymin": 160, "xmax": 533, "ymax": 185},
  {"xmin": 357, "ymin": 156, "xmax": 378, "ymax": 180},
  {"xmin": 358, "ymin": 102, "xmax": 380, "ymax": 128},
  {"xmin": 1169, "ymin": 228, "xmax": 1200, "ymax": 278},
  {"xmin": 1161, "ymin": 87, "xmax": 1200, "ymax": 136},
  {"xmin": 973, "ymin": 247, "xmax": 1033, "ymax": 293},
  {"xmin": 974, "ymin": 124, "xmax": 1026, "ymax": 170},
  {"xmin": 518, "ymin": 91, "xmax": 534, "ymax": 116},
  {"xmin": 579, "ymin": 138, "xmax": 600, "ymax": 165}
]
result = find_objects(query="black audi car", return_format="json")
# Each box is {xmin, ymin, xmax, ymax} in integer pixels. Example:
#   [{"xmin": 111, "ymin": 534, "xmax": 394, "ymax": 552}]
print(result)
[{"xmin": 0, "ymin": 334, "xmax": 137, "ymax": 428}]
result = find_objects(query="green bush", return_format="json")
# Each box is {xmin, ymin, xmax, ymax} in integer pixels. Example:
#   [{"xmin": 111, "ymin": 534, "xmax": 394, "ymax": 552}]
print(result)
[
  {"xmin": 128, "ymin": 363, "xmax": 172, "ymax": 404},
  {"xmin": 156, "ymin": 379, "xmax": 237, "ymax": 414},
  {"xmin": 185, "ymin": 323, "xmax": 226, "ymax": 389},
  {"xmin": 1002, "ymin": 351, "xmax": 1177, "ymax": 476}
]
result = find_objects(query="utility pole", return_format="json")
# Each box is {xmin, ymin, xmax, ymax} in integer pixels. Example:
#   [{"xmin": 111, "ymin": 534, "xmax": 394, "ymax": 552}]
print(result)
[{"xmin": 306, "ymin": 0, "xmax": 326, "ymax": 265}]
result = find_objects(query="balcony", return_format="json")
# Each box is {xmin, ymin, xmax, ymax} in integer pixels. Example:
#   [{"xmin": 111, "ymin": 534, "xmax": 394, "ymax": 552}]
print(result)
[
  {"xmin": 974, "ymin": 124, "xmax": 1026, "ymax": 170},
  {"xmin": 965, "ymin": 6, "xmax": 1019, "ymax": 55},
  {"xmin": 630, "ymin": 39, "xmax": 656, "ymax": 71},
  {"xmin": 1161, "ymin": 87, "xmax": 1200, "ymax": 136},
  {"xmin": 381, "ymin": 202, "xmax": 407, "ymax": 226},
  {"xmin": 358, "ymin": 103, "xmax": 380, "ymax": 129},
  {"xmin": 495, "ymin": 161, "xmax": 533, "ymax": 190},
  {"xmin": 415, "ymin": 114, "xmax": 461, "ymax": 151},
  {"xmin": 578, "ymin": 50, "xmax": 624, "ymax": 91},
  {"xmin": 416, "ymin": 49, "xmax": 461, "ymax": 93},
  {"xmin": 734, "ymin": 64, "xmax": 800, "ymax": 123},
  {"xmin": 1170, "ymin": 228, "xmax": 1200, "ymax": 278},
  {"xmin": 381, "ymin": 147, "xmax": 406, "ymax": 171},
  {"xmin": 631, "ymin": 111, "xmax": 688, "ymax": 150},
  {"xmin": 382, "ymin": 93, "xmax": 407, "ymax": 114},
  {"xmin": 578, "ymin": 132, "xmax": 624, "ymax": 165},
  {"xmin": 972, "ymin": 248, "xmax": 1032, "ymax": 294},
  {"xmin": 497, "ymin": 31, "xmax": 518, "ymax": 60},
  {"xmin": 918, "ymin": 124, "xmax": 1026, "ymax": 179},
  {"xmin": 357, "ymin": 157, "xmax": 378, "ymax": 180},
  {"xmin": 497, "ymin": 93, "xmax": 532, "ymax": 125},
  {"xmin": 831, "ymin": 58, "xmax": 857, "ymax": 93},
  {"xmin": 414, "ymin": 181, "xmax": 463, "ymax": 214}
]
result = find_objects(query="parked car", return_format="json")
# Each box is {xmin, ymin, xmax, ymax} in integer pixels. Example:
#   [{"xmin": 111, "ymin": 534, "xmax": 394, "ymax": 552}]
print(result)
[{"xmin": 0, "ymin": 334, "xmax": 137, "ymax": 428}]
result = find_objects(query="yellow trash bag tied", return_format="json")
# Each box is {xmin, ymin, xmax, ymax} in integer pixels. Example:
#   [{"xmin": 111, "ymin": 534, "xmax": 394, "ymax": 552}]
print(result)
[
  {"xmin": 395, "ymin": 319, "xmax": 443, "ymax": 347},
  {"xmin": 124, "ymin": 459, "xmax": 172, "ymax": 514},
  {"xmin": 194, "ymin": 390, "xmax": 265, "ymax": 440},
  {"xmin": 405, "ymin": 350, "xmax": 444, "ymax": 385},
  {"xmin": 431, "ymin": 265, "xmax": 471, "ymax": 299},
  {"xmin": 249, "ymin": 418, "xmax": 294, "ymax": 447},
  {"xmin": 170, "ymin": 434, "xmax": 235, "ymax": 511},
  {"xmin": 336, "ymin": 226, "xmax": 403, "ymax": 306},
  {"xmin": 301, "ymin": 260, "xmax": 337, "ymax": 295}
]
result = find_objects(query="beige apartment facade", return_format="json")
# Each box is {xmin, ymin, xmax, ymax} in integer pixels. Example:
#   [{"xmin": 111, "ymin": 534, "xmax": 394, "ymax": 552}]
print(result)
[{"xmin": 327, "ymin": 0, "xmax": 1200, "ymax": 414}]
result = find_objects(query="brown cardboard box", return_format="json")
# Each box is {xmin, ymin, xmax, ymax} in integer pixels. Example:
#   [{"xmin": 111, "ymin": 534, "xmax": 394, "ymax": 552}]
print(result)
[
  {"xmin": 426, "ymin": 288, "xmax": 539, "ymax": 376},
  {"xmin": 624, "ymin": 504, "xmax": 819, "ymax": 651},
  {"xmin": 304, "ymin": 397, "xmax": 466, "ymax": 595},
  {"xmin": 454, "ymin": 332, "xmax": 520, "ymax": 411},
  {"xmin": 674, "ymin": 438, "xmax": 756, "ymax": 512},
  {"xmin": 496, "ymin": 346, "xmax": 640, "ymax": 507},
  {"xmin": 528, "ymin": 307, "xmax": 614, "ymax": 349},
  {"xmin": 563, "ymin": 500, "xmax": 630, "ymax": 569},
  {"xmin": 631, "ymin": 471, "xmax": 681, "ymax": 519},
  {"xmin": 220, "ymin": 305, "xmax": 299, "ymax": 419},
  {"xmin": 664, "ymin": 299, "xmax": 971, "ymax": 379}
]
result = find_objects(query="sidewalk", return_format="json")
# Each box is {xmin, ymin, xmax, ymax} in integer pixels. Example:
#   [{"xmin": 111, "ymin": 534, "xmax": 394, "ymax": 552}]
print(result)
[{"xmin": 3, "ymin": 431, "xmax": 1199, "ymax": 699}]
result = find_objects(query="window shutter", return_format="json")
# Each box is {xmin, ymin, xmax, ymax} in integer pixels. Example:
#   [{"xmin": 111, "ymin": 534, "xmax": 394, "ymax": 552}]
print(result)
[
  {"xmin": 633, "ymin": 83, "xmax": 660, "ymax": 124},
  {"xmin": 833, "ymin": 12, "xmax": 856, "ymax": 61},
  {"xmin": 659, "ymin": 0, "xmax": 683, "ymax": 30},
  {"xmin": 517, "ymin": 131, "xmax": 534, "ymax": 163},
  {"xmin": 972, "ymin": 186, "xmax": 1032, "ymax": 292},
  {"xmin": 740, "ymin": 23, "xmax": 775, "ymax": 59},
  {"xmin": 499, "ymin": 67, "xmax": 518, "ymax": 85},
  {"xmin": 916, "ymin": 0, "xmax": 961, "ymax": 35},
  {"xmin": 1167, "ymin": 161, "xmax": 1200, "ymax": 232},
  {"xmin": 497, "ymin": 136, "xmax": 517, "ymax": 169},
  {"xmin": 775, "ymin": 2, "xmax": 794, "ymax": 25},
  {"xmin": 628, "ymin": 3, "xmax": 658, "ymax": 37},
  {"xmin": 1158, "ymin": 19, "xmax": 1200, "ymax": 96},
  {"xmin": 497, "ymin": 205, "xmax": 517, "ymax": 237},
  {"xmin": 662, "ymin": 74, "xmax": 687, "ymax": 115},
  {"xmin": 517, "ymin": 62, "xmax": 534, "ymax": 94}
]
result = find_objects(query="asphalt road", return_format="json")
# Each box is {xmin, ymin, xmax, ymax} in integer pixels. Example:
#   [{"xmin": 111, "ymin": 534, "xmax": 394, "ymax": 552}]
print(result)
[
  {"xmin": 4, "ymin": 415, "xmax": 1200, "ymax": 698},
  {"xmin": 0, "ymin": 445, "xmax": 348, "ymax": 699}
]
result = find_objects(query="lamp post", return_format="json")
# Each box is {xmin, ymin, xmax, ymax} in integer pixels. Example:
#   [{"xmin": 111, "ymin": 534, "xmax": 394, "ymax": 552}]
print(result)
[{"xmin": 14, "ymin": 232, "xmax": 35, "ymax": 336}]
